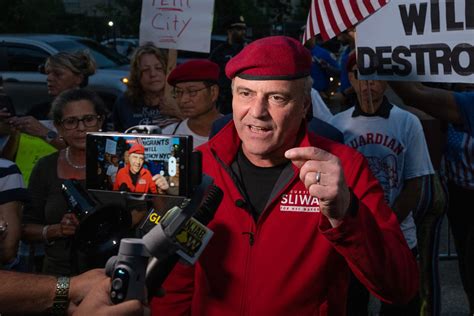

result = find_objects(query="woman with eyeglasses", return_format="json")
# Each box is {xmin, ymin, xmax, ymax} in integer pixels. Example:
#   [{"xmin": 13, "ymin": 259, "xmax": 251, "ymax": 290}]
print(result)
[
  {"xmin": 112, "ymin": 43, "xmax": 181, "ymax": 132},
  {"xmin": 5, "ymin": 51, "xmax": 96, "ymax": 149},
  {"xmin": 21, "ymin": 89, "xmax": 106, "ymax": 276}
]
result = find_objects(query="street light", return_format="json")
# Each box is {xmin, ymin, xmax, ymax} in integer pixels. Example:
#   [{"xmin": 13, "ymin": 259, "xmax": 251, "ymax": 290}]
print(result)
[{"xmin": 107, "ymin": 20, "xmax": 116, "ymax": 50}]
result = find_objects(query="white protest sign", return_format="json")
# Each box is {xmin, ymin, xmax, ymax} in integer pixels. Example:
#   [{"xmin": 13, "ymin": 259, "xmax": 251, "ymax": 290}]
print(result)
[
  {"xmin": 141, "ymin": 137, "xmax": 173, "ymax": 161},
  {"xmin": 105, "ymin": 139, "xmax": 117, "ymax": 155},
  {"xmin": 357, "ymin": 0, "xmax": 474, "ymax": 83},
  {"xmin": 139, "ymin": 0, "xmax": 215, "ymax": 53}
]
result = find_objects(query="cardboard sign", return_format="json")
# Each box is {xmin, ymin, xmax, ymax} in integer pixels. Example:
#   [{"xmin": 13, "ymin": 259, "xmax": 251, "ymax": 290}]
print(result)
[
  {"xmin": 357, "ymin": 0, "xmax": 474, "ymax": 83},
  {"xmin": 139, "ymin": 0, "xmax": 215, "ymax": 53}
]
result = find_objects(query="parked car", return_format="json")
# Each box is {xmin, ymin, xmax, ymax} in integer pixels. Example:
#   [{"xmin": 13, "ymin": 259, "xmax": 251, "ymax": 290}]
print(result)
[
  {"xmin": 0, "ymin": 34, "xmax": 130, "ymax": 115},
  {"xmin": 101, "ymin": 37, "xmax": 138, "ymax": 58}
]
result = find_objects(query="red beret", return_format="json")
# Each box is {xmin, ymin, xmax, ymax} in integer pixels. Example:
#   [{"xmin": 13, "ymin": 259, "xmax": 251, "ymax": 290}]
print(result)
[
  {"xmin": 129, "ymin": 143, "xmax": 145, "ymax": 155},
  {"xmin": 167, "ymin": 60, "xmax": 219, "ymax": 86},
  {"xmin": 225, "ymin": 36, "xmax": 311, "ymax": 80},
  {"xmin": 346, "ymin": 51, "xmax": 357, "ymax": 73}
]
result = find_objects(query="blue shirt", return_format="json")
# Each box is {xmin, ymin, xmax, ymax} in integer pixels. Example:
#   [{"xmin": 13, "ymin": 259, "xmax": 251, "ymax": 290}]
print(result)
[
  {"xmin": 338, "ymin": 46, "xmax": 352, "ymax": 92},
  {"xmin": 310, "ymin": 45, "xmax": 339, "ymax": 92},
  {"xmin": 111, "ymin": 94, "xmax": 180, "ymax": 132}
]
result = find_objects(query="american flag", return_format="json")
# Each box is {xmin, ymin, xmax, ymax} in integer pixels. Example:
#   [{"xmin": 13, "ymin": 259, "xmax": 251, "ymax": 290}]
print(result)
[{"xmin": 303, "ymin": 0, "xmax": 391, "ymax": 42}]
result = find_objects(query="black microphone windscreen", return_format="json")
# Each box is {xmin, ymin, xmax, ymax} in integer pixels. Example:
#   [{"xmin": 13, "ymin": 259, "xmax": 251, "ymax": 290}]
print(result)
[{"xmin": 193, "ymin": 185, "xmax": 223, "ymax": 226}]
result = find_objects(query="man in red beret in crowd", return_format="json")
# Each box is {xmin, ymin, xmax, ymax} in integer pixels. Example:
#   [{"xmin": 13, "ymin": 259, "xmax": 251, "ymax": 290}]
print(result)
[
  {"xmin": 114, "ymin": 142, "xmax": 169, "ymax": 194},
  {"xmin": 152, "ymin": 36, "xmax": 419, "ymax": 315},
  {"xmin": 162, "ymin": 60, "xmax": 223, "ymax": 148}
]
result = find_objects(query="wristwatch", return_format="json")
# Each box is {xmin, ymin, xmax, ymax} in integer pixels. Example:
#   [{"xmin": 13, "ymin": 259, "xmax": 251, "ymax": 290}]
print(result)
[
  {"xmin": 44, "ymin": 130, "xmax": 58, "ymax": 143},
  {"xmin": 50, "ymin": 276, "xmax": 70, "ymax": 316}
]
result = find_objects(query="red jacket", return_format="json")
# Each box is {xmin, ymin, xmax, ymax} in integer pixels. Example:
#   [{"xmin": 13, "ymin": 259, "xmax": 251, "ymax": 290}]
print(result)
[
  {"xmin": 151, "ymin": 122, "xmax": 418, "ymax": 316},
  {"xmin": 113, "ymin": 164, "xmax": 157, "ymax": 194}
]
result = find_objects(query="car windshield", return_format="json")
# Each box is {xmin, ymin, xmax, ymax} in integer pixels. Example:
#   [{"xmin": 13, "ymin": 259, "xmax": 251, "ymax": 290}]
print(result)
[{"xmin": 47, "ymin": 39, "xmax": 129, "ymax": 68}]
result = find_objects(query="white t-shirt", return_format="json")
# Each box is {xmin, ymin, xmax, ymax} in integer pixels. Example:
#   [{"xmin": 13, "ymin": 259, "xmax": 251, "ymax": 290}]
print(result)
[
  {"xmin": 106, "ymin": 164, "xmax": 119, "ymax": 184},
  {"xmin": 162, "ymin": 119, "xmax": 209, "ymax": 149},
  {"xmin": 311, "ymin": 88, "xmax": 333, "ymax": 122},
  {"xmin": 330, "ymin": 104, "xmax": 434, "ymax": 249}
]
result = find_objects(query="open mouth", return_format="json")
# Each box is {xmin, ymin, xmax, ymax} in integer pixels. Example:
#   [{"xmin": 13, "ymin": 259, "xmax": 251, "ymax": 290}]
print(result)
[{"xmin": 248, "ymin": 125, "xmax": 271, "ymax": 134}]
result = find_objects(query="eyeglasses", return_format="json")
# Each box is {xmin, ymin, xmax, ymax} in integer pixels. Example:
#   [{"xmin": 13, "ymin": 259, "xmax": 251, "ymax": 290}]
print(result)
[
  {"xmin": 173, "ymin": 86, "xmax": 209, "ymax": 99},
  {"xmin": 60, "ymin": 114, "xmax": 101, "ymax": 130}
]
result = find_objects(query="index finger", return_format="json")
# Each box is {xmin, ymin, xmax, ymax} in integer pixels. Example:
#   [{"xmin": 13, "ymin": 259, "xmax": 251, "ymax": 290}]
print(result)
[{"xmin": 284, "ymin": 147, "xmax": 332, "ymax": 168}]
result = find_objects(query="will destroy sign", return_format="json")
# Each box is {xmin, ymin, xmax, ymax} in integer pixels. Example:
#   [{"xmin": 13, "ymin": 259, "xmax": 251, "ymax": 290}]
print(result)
[{"xmin": 357, "ymin": 0, "xmax": 473, "ymax": 83}]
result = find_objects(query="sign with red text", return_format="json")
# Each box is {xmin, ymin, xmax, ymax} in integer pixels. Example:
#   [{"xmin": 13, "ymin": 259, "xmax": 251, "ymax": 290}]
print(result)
[
  {"xmin": 357, "ymin": 0, "xmax": 473, "ymax": 83},
  {"xmin": 139, "ymin": 0, "xmax": 215, "ymax": 53}
]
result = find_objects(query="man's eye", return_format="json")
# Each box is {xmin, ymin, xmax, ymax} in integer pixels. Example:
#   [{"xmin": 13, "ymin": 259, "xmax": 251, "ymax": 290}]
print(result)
[
  {"xmin": 239, "ymin": 91, "xmax": 251, "ymax": 97},
  {"xmin": 270, "ymin": 95, "xmax": 287, "ymax": 103}
]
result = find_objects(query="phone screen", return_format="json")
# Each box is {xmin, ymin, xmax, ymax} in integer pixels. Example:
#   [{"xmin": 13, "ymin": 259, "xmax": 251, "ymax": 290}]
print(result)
[{"xmin": 86, "ymin": 132, "xmax": 193, "ymax": 198}]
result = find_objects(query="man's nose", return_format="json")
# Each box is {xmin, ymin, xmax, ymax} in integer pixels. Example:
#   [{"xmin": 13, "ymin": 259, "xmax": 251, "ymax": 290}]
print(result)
[{"xmin": 249, "ymin": 96, "xmax": 269, "ymax": 118}]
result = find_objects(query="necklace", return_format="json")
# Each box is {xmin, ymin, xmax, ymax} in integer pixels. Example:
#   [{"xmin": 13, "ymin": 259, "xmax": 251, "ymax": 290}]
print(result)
[{"xmin": 65, "ymin": 147, "xmax": 86, "ymax": 169}]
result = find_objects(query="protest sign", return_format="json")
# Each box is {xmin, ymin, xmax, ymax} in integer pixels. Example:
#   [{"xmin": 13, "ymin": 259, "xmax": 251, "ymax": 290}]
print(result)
[
  {"xmin": 15, "ymin": 134, "xmax": 56, "ymax": 185},
  {"xmin": 139, "ymin": 0, "xmax": 215, "ymax": 53},
  {"xmin": 357, "ymin": 0, "xmax": 474, "ymax": 83}
]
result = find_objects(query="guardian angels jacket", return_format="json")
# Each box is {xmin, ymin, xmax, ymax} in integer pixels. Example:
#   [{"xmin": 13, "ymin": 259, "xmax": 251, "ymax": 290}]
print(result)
[{"xmin": 151, "ymin": 122, "xmax": 418, "ymax": 316}]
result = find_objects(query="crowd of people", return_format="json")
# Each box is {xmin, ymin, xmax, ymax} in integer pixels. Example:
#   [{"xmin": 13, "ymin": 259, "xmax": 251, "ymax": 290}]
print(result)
[{"xmin": 0, "ymin": 15, "xmax": 472, "ymax": 316}]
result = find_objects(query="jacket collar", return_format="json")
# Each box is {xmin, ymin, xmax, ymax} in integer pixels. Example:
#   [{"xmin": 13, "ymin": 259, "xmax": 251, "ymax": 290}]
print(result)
[{"xmin": 351, "ymin": 96, "xmax": 393, "ymax": 118}]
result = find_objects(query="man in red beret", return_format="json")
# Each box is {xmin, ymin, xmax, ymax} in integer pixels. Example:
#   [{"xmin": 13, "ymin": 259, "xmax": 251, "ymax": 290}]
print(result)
[
  {"xmin": 152, "ymin": 36, "xmax": 419, "ymax": 315},
  {"xmin": 162, "ymin": 60, "xmax": 223, "ymax": 148},
  {"xmin": 114, "ymin": 142, "xmax": 169, "ymax": 194}
]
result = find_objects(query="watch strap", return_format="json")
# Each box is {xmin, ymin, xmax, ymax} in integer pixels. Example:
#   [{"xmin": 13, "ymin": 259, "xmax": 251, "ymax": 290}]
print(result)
[{"xmin": 50, "ymin": 276, "xmax": 70, "ymax": 316}]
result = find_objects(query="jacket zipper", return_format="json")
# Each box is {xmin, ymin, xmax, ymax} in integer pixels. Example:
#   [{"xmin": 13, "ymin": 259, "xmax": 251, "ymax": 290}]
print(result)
[{"xmin": 239, "ymin": 217, "xmax": 256, "ymax": 316}]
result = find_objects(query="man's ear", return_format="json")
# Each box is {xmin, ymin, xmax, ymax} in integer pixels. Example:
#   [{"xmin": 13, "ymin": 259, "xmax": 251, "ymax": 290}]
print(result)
[
  {"xmin": 210, "ymin": 85, "xmax": 219, "ymax": 103},
  {"xmin": 303, "ymin": 95, "xmax": 311, "ymax": 120}
]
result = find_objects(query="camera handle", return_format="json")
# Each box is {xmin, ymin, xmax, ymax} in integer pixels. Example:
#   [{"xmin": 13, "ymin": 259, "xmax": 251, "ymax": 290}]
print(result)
[{"xmin": 105, "ymin": 238, "xmax": 151, "ymax": 304}]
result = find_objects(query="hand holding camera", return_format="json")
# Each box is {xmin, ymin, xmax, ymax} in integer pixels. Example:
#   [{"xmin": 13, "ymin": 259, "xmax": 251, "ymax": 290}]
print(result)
[{"xmin": 59, "ymin": 213, "xmax": 80, "ymax": 237}]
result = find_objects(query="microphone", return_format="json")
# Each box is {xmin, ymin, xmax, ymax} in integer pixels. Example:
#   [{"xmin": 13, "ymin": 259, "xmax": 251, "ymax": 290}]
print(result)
[{"xmin": 145, "ymin": 185, "xmax": 223, "ymax": 297}]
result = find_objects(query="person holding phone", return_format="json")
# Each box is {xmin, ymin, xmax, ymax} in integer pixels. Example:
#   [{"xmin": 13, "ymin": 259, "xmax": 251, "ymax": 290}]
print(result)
[{"xmin": 22, "ymin": 89, "xmax": 106, "ymax": 276}]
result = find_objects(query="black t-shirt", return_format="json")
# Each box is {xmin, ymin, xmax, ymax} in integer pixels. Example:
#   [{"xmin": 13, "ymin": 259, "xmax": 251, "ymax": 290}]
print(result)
[{"xmin": 235, "ymin": 148, "xmax": 287, "ymax": 220}]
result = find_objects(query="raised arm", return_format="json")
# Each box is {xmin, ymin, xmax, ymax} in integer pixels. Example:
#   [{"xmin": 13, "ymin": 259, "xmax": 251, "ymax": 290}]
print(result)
[{"xmin": 389, "ymin": 82, "xmax": 461, "ymax": 124}]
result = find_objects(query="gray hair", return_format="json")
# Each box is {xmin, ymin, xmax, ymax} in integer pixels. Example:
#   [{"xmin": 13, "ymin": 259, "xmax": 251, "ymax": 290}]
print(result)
[{"xmin": 50, "ymin": 88, "xmax": 107, "ymax": 123}]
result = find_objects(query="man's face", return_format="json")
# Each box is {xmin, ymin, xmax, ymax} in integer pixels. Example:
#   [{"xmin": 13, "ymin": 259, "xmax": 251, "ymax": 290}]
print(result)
[
  {"xmin": 129, "ymin": 153, "xmax": 145, "ymax": 174},
  {"xmin": 229, "ymin": 26, "xmax": 246, "ymax": 44},
  {"xmin": 174, "ymin": 81, "xmax": 218, "ymax": 118},
  {"xmin": 349, "ymin": 66, "xmax": 387, "ymax": 112},
  {"xmin": 232, "ymin": 76, "xmax": 309, "ymax": 167}
]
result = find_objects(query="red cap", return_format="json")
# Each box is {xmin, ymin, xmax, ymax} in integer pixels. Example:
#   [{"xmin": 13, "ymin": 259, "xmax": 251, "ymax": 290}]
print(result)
[
  {"xmin": 167, "ymin": 60, "xmax": 219, "ymax": 86},
  {"xmin": 225, "ymin": 36, "xmax": 311, "ymax": 80},
  {"xmin": 128, "ymin": 143, "xmax": 145, "ymax": 155},
  {"xmin": 346, "ymin": 51, "xmax": 357, "ymax": 73}
]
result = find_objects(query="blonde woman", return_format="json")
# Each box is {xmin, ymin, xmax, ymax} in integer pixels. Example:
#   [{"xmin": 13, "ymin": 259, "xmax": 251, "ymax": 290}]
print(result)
[{"xmin": 7, "ymin": 51, "xmax": 96, "ymax": 149}]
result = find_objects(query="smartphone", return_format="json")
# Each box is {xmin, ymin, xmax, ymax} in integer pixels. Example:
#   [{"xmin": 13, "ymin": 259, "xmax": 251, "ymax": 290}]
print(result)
[{"xmin": 86, "ymin": 132, "xmax": 194, "ymax": 198}]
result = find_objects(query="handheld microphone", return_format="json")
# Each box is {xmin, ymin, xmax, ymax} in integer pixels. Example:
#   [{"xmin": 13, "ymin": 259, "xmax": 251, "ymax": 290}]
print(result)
[{"xmin": 145, "ymin": 185, "xmax": 223, "ymax": 297}]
